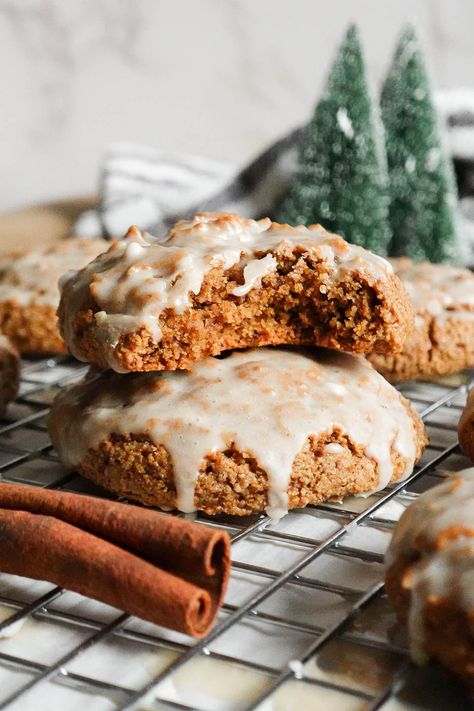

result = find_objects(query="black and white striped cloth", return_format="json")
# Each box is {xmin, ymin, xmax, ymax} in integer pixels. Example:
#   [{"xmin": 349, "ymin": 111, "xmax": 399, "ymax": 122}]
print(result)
[
  {"xmin": 73, "ymin": 129, "xmax": 302, "ymax": 239},
  {"xmin": 74, "ymin": 89, "xmax": 474, "ymax": 260}
]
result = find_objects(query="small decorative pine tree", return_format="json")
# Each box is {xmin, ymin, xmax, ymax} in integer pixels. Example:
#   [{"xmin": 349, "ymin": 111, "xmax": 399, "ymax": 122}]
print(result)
[
  {"xmin": 276, "ymin": 24, "xmax": 391, "ymax": 254},
  {"xmin": 381, "ymin": 25, "xmax": 461, "ymax": 262}
]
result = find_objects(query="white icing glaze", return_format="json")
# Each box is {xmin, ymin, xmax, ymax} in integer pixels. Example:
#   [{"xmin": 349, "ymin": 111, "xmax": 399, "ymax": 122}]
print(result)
[
  {"xmin": 49, "ymin": 347, "xmax": 419, "ymax": 519},
  {"xmin": 392, "ymin": 258, "xmax": 474, "ymax": 316},
  {"xmin": 0, "ymin": 238, "xmax": 109, "ymax": 307},
  {"xmin": 324, "ymin": 443, "xmax": 345, "ymax": 454},
  {"xmin": 387, "ymin": 469, "xmax": 474, "ymax": 664},
  {"xmin": 231, "ymin": 253, "xmax": 277, "ymax": 297},
  {"xmin": 59, "ymin": 212, "xmax": 394, "ymax": 372}
]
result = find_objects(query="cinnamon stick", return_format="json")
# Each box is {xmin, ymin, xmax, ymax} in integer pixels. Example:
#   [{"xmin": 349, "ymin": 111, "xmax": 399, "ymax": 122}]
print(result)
[{"xmin": 0, "ymin": 483, "xmax": 230, "ymax": 637}]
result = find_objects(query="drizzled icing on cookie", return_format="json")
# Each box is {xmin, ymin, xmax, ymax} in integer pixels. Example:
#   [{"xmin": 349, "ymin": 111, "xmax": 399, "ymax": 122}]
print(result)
[
  {"xmin": 59, "ymin": 212, "xmax": 394, "ymax": 372},
  {"xmin": 49, "ymin": 347, "xmax": 419, "ymax": 519},
  {"xmin": 387, "ymin": 470, "xmax": 474, "ymax": 664},
  {"xmin": 0, "ymin": 238, "xmax": 108, "ymax": 307},
  {"xmin": 392, "ymin": 258, "xmax": 474, "ymax": 316}
]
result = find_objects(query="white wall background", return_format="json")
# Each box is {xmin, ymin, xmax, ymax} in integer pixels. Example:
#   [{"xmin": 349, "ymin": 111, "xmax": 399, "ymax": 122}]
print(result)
[{"xmin": 1, "ymin": 0, "xmax": 474, "ymax": 212}]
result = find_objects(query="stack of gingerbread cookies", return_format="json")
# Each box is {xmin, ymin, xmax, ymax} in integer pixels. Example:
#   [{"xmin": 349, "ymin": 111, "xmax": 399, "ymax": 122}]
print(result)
[{"xmin": 48, "ymin": 212, "xmax": 426, "ymax": 518}]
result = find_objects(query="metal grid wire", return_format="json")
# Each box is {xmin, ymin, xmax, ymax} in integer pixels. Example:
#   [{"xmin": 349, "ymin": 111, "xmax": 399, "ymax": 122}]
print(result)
[{"xmin": 0, "ymin": 354, "xmax": 472, "ymax": 710}]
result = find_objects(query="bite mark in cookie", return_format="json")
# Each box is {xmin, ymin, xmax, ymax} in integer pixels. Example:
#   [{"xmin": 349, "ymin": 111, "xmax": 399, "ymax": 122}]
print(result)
[
  {"xmin": 48, "ymin": 347, "xmax": 425, "ymax": 518},
  {"xmin": 58, "ymin": 212, "xmax": 414, "ymax": 373}
]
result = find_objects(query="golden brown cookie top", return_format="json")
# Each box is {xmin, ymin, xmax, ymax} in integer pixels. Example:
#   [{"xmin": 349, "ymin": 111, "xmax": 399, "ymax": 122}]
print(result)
[
  {"xmin": 0, "ymin": 237, "xmax": 109, "ymax": 307},
  {"xmin": 49, "ymin": 346, "xmax": 420, "ymax": 519}
]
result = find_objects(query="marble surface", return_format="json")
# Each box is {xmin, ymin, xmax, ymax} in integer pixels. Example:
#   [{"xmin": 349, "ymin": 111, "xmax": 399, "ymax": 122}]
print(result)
[{"xmin": 1, "ymin": 0, "xmax": 474, "ymax": 213}]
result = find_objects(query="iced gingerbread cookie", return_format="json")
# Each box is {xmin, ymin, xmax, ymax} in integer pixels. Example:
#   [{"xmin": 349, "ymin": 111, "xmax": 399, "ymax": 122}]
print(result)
[
  {"xmin": 369, "ymin": 258, "xmax": 474, "ymax": 381},
  {"xmin": 0, "ymin": 237, "xmax": 108, "ymax": 354},
  {"xmin": 385, "ymin": 470, "xmax": 474, "ymax": 694},
  {"xmin": 48, "ymin": 347, "xmax": 426, "ymax": 518},
  {"xmin": 0, "ymin": 335, "xmax": 19, "ymax": 412},
  {"xmin": 58, "ymin": 212, "xmax": 413, "ymax": 373}
]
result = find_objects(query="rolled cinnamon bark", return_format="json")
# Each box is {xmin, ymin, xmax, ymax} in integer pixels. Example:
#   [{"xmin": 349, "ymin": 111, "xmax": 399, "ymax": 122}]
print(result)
[
  {"xmin": 0, "ymin": 484, "xmax": 231, "ymax": 637},
  {"xmin": 0, "ymin": 484, "xmax": 227, "ymax": 578}
]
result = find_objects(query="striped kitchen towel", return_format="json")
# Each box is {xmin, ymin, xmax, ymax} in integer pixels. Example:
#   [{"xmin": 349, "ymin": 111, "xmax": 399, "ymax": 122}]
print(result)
[{"xmin": 73, "ymin": 129, "xmax": 302, "ymax": 239}]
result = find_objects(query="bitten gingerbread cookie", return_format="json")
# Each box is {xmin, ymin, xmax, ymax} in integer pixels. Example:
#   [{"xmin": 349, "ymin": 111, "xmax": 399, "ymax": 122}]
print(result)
[
  {"xmin": 386, "ymin": 470, "xmax": 474, "ymax": 694},
  {"xmin": 58, "ymin": 212, "xmax": 413, "ymax": 373},
  {"xmin": 369, "ymin": 258, "xmax": 474, "ymax": 381},
  {"xmin": 0, "ymin": 237, "xmax": 108, "ymax": 354},
  {"xmin": 0, "ymin": 335, "xmax": 19, "ymax": 412},
  {"xmin": 48, "ymin": 347, "xmax": 425, "ymax": 518}
]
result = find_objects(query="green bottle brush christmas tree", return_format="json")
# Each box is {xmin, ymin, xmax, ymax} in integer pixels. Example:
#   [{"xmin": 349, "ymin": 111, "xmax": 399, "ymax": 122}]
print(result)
[
  {"xmin": 382, "ymin": 25, "xmax": 460, "ymax": 262},
  {"xmin": 276, "ymin": 24, "xmax": 391, "ymax": 255},
  {"xmin": 277, "ymin": 24, "xmax": 461, "ymax": 263}
]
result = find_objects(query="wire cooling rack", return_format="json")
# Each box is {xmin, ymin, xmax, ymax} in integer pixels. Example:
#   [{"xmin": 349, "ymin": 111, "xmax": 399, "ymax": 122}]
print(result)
[{"xmin": 0, "ymin": 355, "xmax": 472, "ymax": 711}]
